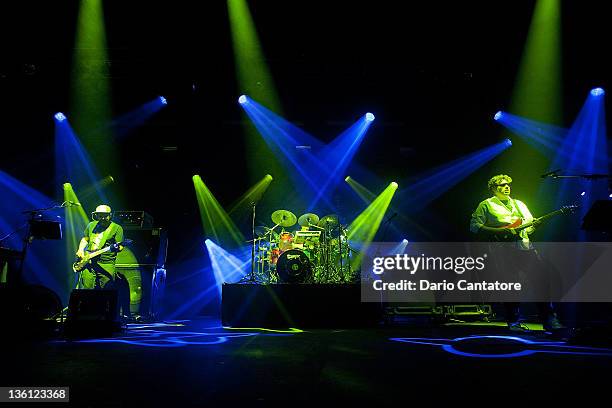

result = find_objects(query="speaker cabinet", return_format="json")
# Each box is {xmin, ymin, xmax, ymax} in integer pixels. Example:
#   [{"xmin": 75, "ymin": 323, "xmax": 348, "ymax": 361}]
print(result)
[
  {"xmin": 65, "ymin": 289, "xmax": 120, "ymax": 338},
  {"xmin": 115, "ymin": 265, "xmax": 166, "ymax": 320},
  {"xmin": 116, "ymin": 228, "xmax": 167, "ymax": 266}
]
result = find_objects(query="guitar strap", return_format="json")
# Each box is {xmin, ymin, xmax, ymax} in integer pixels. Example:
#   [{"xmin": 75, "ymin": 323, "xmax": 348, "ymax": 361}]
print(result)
[
  {"xmin": 512, "ymin": 198, "xmax": 526, "ymax": 221},
  {"xmin": 511, "ymin": 198, "xmax": 534, "ymax": 249},
  {"xmin": 90, "ymin": 221, "xmax": 115, "ymax": 252}
]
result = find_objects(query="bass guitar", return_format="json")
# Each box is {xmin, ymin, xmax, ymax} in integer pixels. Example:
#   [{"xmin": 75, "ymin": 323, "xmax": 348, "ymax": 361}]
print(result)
[
  {"xmin": 73, "ymin": 239, "xmax": 133, "ymax": 273},
  {"xmin": 479, "ymin": 205, "xmax": 578, "ymax": 242}
]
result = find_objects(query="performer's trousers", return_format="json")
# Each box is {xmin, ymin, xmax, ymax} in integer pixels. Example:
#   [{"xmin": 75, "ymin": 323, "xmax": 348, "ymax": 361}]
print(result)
[{"xmin": 501, "ymin": 249, "xmax": 556, "ymax": 323}]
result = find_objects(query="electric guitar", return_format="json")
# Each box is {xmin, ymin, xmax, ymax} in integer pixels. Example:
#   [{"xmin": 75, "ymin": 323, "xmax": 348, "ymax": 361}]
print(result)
[
  {"xmin": 73, "ymin": 239, "xmax": 133, "ymax": 273},
  {"xmin": 479, "ymin": 205, "xmax": 578, "ymax": 242}
]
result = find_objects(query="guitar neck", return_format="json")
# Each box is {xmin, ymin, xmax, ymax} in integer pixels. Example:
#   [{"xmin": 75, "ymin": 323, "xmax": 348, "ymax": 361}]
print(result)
[
  {"xmin": 86, "ymin": 247, "xmax": 112, "ymax": 259},
  {"xmin": 515, "ymin": 209, "xmax": 565, "ymax": 231}
]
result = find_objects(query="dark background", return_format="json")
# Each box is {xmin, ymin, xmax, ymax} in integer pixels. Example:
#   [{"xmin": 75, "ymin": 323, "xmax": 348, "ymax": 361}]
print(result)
[{"xmin": 2, "ymin": 1, "xmax": 610, "ymax": 313}]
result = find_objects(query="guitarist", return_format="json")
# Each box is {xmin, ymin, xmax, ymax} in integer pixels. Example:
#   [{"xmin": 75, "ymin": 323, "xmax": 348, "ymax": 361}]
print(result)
[
  {"xmin": 469, "ymin": 174, "xmax": 563, "ymax": 332},
  {"xmin": 470, "ymin": 174, "xmax": 539, "ymax": 248},
  {"xmin": 75, "ymin": 204, "xmax": 131, "ymax": 320}
]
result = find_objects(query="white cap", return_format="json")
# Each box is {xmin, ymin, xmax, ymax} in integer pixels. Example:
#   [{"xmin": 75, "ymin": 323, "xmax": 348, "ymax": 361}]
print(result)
[{"xmin": 94, "ymin": 204, "xmax": 112, "ymax": 214}]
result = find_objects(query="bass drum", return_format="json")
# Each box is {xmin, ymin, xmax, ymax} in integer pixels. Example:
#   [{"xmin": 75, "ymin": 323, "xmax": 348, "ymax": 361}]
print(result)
[{"xmin": 276, "ymin": 249, "xmax": 312, "ymax": 283}]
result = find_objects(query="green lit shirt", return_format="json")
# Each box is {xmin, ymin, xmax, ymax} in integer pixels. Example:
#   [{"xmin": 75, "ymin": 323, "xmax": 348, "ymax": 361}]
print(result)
[
  {"xmin": 84, "ymin": 221, "xmax": 124, "ymax": 264},
  {"xmin": 470, "ymin": 196, "xmax": 534, "ymax": 245}
]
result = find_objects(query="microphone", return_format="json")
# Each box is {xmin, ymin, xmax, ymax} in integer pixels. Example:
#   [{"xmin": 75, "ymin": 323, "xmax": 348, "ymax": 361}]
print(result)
[{"xmin": 541, "ymin": 169, "xmax": 561, "ymax": 179}]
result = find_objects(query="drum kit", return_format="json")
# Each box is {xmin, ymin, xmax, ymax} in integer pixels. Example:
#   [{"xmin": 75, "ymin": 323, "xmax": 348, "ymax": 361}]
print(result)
[{"xmin": 250, "ymin": 209, "xmax": 356, "ymax": 284}]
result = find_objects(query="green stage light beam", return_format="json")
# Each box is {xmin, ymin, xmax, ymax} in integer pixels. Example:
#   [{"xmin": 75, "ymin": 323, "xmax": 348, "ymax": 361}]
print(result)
[
  {"xmin": 228, "ymin": 174, "xmax": 273, "ymax": 216},
  {"xmin": 348, "ymin": 182, "xmax": 399, "ymax": 269},
  {"xmin": 228, "ymin": 0, "xmax": 281, "ymax": 110},
  {"xmin": 75, "ymin": 175, "xmax": 114, "ymax": 202},
  {"xmin": 227, "ymin": 0, "xmax": 286, "ymax": 184},
  {"xmin": 496, "ymin": 0, "xmax": 561, "ymax": 207},
  {"xmin": 345, "ymin": 176, "xmax": 377, "ymax": 204},
  {"xmin": 70, "ymin": 0, "xmax": 114, "ymax": 176},
  {"xmin": 63, "ymin": 183, "xmax": 90, "ymax": 290},
  {"xmin": 346, "ymin": 177, "xmax": 433, "ymax": 239},
  {"xmin": 193, "ymin": 175, "xmax": 245, "ymax": 248}
]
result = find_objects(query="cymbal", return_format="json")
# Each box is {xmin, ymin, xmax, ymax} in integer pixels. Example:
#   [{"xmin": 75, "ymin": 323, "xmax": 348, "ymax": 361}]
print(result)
[
  {"xmin": 298, "ymin": 213, "xmax": 320, "ymax": 227},
  {"xmin": 317, "ymin": 214, "xmax": 339, "ymax": 228},
  {"xmin": 271, "ymin": 209, "xmax": 297, "ymax": 228}
]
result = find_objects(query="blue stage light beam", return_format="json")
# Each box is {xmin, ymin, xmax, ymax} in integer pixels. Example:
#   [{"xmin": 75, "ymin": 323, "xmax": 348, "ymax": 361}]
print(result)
[
  {"xmin": 239, "ymin": 96, "xmax": 334, "ymax": 210},
  {"xmin": 493, "ymin": 111, "xmax": 567, "ymax": 157},
  {"xmin": 108, "ymin": 96, "xmax": 169, "ymax": 138},
  {"xmin": 548, "ymin": 90, "xmax": 608, "ymax": 189},
  {"xmin": 310, "ymin": 113, "xmax": 375, "ymax": 208},
  {"xmin": 205, "ymin": 240, "xmax": 250, "ymax": 296},
  {"xmin": 240, "ymin": 97, "xmax": 375, "ymax": 213},
  {"xmin": 165, "ymin": 266, "xmax": 221, "ymax": 319},
  {"xmin": 386, "ymin": 239, "xmax": 409, "ymax": 255},
  {"xmin": 541, "ymin": 89, "xmax": 609, "ymax": 239},
  {"xmin": 0, "ymin": 170, "xmax": 65, "ymax": 295},
  {"xmin": 54, "ymin": 116, "xmax": 109, "ymax": 205},
  {"xmin": 398, "ymin": 140, "xmax": 513, "ymax": 211}
]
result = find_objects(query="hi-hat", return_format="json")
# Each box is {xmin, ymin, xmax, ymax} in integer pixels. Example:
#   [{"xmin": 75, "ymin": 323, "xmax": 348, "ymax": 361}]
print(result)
[
  {"xmin": 298, "ymin": 213, "xmax": 320, "ymax": 227},
  {"xmin": 271, "ymin": 209, "xmax": 297, "ymax": 227},
  {"xmin": 317, "ymin": 214, "xmax": 339, "ymax": 228}
]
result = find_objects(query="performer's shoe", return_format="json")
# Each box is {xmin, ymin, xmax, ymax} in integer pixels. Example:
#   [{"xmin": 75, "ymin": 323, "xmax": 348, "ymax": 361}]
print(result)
[
  {"xmin": 543, "ymin": 314, "xmax": 565, "ymax": 331},
  {"xmin": 507, "ymin": 321, "xmax": 530, "ymax": 332}
]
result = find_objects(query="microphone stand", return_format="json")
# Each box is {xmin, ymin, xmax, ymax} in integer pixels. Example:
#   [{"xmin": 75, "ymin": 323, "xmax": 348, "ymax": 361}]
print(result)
[
  {"xmin": 547, "ymin": 174, "xmax": 610, "ymax": 180},
  {"xmin": 248, "ymin": 201, "xmax": 257, "ymax": 283},
  {"xmin": 543, "ymin": 172, "xmax": 612, "ymax": 194},
  {"xmin": 17, "ymin": 202, "xmax": 69, "ymax": 284}
]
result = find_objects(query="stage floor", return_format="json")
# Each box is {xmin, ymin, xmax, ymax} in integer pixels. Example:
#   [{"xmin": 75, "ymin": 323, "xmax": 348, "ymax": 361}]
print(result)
[{"xmin": 2, "ymin": 317, "xmax": 612, "ymax": 405}]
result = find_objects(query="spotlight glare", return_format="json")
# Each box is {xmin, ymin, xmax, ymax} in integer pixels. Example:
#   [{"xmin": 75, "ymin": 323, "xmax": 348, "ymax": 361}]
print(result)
[
  {"xmin": 159, "ymin": 96, "xmax": 167, "ymax": 105},
  {"xmin": 590, "ymin": 88, "xmax": 605, "ymax": 97},
  {"xmin": 345, "ymin": 176, "xmax": 351, "ymax": 182},
  {"xmin": 609, "ymin": 194, "xmax": 612, "ymax": 198},
  {"xmin": 266, "ymin": 174, "xmax": 273, "ymax": 181},
  {"xmin": 494, "ymin": 111, "xmax": 503, "ymax": 121},
  {"xmin": 238, "ymin": 95, "xmax": 248, "ymax": 104},
  {"xmin": 54, "ymin": 112, "xmax": 66, "ymax": 122},
  {"xmin": 390, "ymin": 181, "xmax": 398, "ymax": 189},
  {"xmin": 504, "ymin": 138, "xmax": 513, "ymax": 146},
  {"xmin": 365, "ymin": 112, "xmax": 375, "ymax": 122},
  {"xmin": 580, "ymin": 191, "xmax": 586, "ymax": 196},
  {"xmin": 402, "ymin": 239, "xmax": 409, "ymax": 244}
]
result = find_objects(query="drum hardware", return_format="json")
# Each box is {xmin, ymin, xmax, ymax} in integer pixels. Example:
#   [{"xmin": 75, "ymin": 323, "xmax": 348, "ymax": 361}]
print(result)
[
  {"xmin": 243, "ymin": 201, "xmax": 261, "ymax": 283},
  {"xmin": 246, "ymin": 209, "xmax": 358, "ymax": 284}
]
